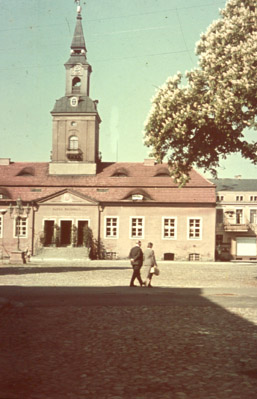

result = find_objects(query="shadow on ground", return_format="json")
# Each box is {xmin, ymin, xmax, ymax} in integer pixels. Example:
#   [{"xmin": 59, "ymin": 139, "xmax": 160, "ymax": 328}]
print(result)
[
  {"xmin": 0, "ymin": 286, "xmax": 257, "ymax": 399},
  {"xmin": 0, "ymin": 266, "xmax": 130, "ymax": 275}
]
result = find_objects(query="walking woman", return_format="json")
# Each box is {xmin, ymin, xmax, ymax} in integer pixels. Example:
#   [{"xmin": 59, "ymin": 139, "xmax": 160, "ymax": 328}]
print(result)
[{"xmin": 143, "ymin": 242, "xmax": 157, "ymax": 288}]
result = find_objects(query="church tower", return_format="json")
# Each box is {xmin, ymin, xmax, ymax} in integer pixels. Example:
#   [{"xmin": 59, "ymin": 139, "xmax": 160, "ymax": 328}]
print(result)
[{"xmin": 49, "ymin": 2, "xmax": 101, "ymax": 175}]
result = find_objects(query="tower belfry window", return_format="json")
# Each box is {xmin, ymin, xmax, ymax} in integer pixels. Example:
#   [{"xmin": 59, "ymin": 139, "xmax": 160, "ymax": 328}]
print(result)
[{"xmin": 72, "ymin": 77, "xmax": 81, "ymax": 93}]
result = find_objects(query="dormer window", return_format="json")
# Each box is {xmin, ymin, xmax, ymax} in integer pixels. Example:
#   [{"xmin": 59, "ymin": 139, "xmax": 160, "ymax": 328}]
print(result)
[
  {"xmin": 16, "ymin": 167, "xmax": 35, "ymax": 177},
  {"xmin": 111, "ymin": 167, "xmax": 129, "ymax": 177},
  {"xmin": 132, "ymin": 194, "xmax": 143, "ymax": 201},
  {"xmin": 154, "ymin": 167, "xmax": 170, "ymax": 177},
  {"xmin": 123, "ymin": 189, "xmax": 152, "ymax": 201},
  {"xmin": 0, "ymin": 188, "xmax": 11, "ymax": 199}
]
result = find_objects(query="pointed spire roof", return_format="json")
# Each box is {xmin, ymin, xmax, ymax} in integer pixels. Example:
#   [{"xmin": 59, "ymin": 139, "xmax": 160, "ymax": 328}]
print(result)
[
  {"xmin": 65, "ymin": 4, "xmax": 89, "ymax": 66},
  {"xmin": 71, "ymin": 7, "xmax": 87, "ymax": 53}
]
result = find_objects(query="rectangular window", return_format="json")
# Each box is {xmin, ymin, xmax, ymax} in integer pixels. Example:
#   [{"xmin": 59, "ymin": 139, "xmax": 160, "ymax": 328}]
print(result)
[
  {"xmin": 162, "ymin": 217, "xmax": 177, "ymax": 239},
  {"xmin": 0, "ymin": 216, "xmax": 2, "ymax": 238},
  {"xmin": 216, "ymin": 195, "xmax": 224, "ymax": 202},
  {"xmin": 130, "ymin": 217, "xmax": 144, "ymax": 238},
  {"xmin": 216, "ymin": 209, "xmax": 223, "ymax": 224},
  {"xmin": 236, "ymin": 209, "xmax": 243, "ymax": 224},
  {"xmin": 105, "ymin": 217, "xmax": 118, "ymax": 238},
  {"xmin": 250, "ymin": 210, "xmax": 257, "ymax": 224},
  {"xmin": 250, "ymin": 196, "xmax": 257, "ymax": 202},
  {"xmin": 236, "ymin": 195, "xmax": 244, "ymax": 202},
  {"xmin": 15, "ymin": 217, "xmax": 27, "ymax": 237},
  {"xmin": 188, "ymin": 218, "xmax": 202, "ymax": 240}
]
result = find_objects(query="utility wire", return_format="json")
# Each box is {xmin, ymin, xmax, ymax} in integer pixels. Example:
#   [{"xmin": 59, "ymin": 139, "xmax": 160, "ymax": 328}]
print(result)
[{"xmin": 0, "ymin": 1, "xmax": 225, "ymax": 33}]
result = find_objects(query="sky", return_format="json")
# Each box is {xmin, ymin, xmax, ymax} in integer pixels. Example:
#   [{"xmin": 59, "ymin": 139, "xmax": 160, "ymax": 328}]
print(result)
[{"xmin": 0, "ymin": 0, "xmax": 256, "ymax": 179}]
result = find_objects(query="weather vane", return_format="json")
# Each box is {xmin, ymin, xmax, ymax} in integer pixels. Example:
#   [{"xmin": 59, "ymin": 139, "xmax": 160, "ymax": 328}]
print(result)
[{"xmin": 74, "ymin": 0, "xmax": 82, "ymax": 14}]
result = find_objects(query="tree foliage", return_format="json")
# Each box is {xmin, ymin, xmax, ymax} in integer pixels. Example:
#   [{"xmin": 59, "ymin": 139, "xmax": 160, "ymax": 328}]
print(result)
[{"xmin": 144, "ymin": 0, "xmax": 257, "ymax": 185}]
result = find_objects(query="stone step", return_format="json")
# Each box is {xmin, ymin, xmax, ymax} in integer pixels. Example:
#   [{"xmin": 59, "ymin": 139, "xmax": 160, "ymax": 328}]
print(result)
[{"xmin": 32, "ymin": 247, "xmax": 90, "ymax": 262}]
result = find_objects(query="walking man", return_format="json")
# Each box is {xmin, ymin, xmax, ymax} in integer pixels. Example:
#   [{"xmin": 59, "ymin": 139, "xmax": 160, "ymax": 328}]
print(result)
[{"xmin": 129, "ymin": 240, "xmax": 145, "ymax": 287}]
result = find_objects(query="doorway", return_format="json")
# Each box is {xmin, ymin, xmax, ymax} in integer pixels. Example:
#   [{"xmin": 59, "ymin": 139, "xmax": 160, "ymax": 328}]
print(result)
[
  {"xmin": 60, "ymin": 220, "xmax": 72, "ymax": 246},
  {"xmin": 44, "ymin": 220, "xmax": 55, "ymax": 246},
  {"xmin": 77, "ymin": 220, "xmax": 89, "ymax": 246}
]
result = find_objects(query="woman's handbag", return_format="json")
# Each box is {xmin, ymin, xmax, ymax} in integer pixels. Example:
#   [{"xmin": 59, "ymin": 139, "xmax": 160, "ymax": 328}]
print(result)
[{"xmin": 150, "ymin": 265, "xmax": 160, "ymax": 276}]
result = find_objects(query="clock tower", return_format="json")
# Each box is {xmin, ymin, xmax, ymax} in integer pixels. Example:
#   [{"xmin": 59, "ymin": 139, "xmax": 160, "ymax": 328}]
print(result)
[{"xmin": 49, "ymin": 3, "xmax": 101, "ymax": 175}]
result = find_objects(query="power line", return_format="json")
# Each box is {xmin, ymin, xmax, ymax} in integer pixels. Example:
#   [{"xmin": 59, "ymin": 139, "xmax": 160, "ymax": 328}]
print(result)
[
  {"xmin": 0, "ymin": 49, "xmax": 195, "ymax": 72},
  {"xmin": 0, "ymin": 1, "xmax": 225, "ymax": 33}
]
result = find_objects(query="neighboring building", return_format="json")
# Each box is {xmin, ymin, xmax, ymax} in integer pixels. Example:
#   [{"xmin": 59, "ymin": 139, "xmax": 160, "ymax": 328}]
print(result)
[
  {"xmin": 212, "ymin": 178, "xmax": 257, "ymax": 261},
  {"xmin": 0, "ymin": 5, "xmax": 216, "ymax": 263}
]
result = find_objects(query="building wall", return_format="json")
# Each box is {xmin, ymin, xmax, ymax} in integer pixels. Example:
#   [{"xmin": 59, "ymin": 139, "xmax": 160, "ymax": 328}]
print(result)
[
  {"xmin": 51, "ymin": 115, "xmax": 98, "ymax": 163},
  {"xmin": 100, "ymin": 204, "xmax": 216, "ymax": 261},
  {"xmin": 215, "ymin": 190, "xmax": 257, "ymax": 260},
  {"xmin": 0, "ymin": 211, "xmax": 32, "ymax": 257},
  {"xmin": 0, "ymin": 201, "xmax": 216, "ymax": 262}
]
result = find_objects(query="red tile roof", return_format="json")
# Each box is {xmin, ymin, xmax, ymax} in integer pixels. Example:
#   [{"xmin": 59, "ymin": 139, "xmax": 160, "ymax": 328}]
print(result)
[{"xmin": 0, "ymin": 161, "xmax": 216, "ymax": 204}]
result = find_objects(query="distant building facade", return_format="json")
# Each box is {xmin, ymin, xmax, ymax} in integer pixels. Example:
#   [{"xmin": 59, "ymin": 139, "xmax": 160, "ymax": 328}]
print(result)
[
  {"xmin": 212, "ymin": 178, "xmax": 257, "ymax": 261},
  {"xmin": 0, "ymin": 6, "xmax": 216, "ymax": 263}
]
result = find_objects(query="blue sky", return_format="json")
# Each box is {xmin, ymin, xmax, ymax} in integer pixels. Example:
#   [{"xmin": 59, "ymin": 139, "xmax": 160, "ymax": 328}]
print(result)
[{"xmin": 0, "ymin": 0, "xmax": 256, "ymax": 179}]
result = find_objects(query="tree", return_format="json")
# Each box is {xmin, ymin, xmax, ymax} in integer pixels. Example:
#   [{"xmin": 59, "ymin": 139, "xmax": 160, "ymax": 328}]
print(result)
[{"xmin": 144, "ymin": 0, "xmax": 257, "ymax": 185}]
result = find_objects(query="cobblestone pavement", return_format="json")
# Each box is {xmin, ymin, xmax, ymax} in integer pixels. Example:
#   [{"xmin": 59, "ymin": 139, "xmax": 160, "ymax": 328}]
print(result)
[{"xmin": 0, "ymin": 261, "xmax": 257, "ymax": 399}]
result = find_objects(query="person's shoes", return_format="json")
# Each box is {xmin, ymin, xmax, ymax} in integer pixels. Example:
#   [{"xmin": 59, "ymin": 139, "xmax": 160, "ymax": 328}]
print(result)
[
  {"xmin": 130, "ymin": 284, "xmax": 136, "ymax": 287},
  {"xmin": 148, "ymin": 284, "xmax": 153, "ymax": 288},
  {"xmin": 141, "ymin": 282, "xmax": 146, "ymax": 287}
]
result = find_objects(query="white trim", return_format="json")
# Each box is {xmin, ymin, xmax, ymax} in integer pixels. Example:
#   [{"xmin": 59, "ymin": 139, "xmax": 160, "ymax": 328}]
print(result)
[
  {"xmin": 76, "ymin": 218, "xmax": 90, "ymax": 228},
  {"xmin": 104, "ymin": 216, "xmax": 119, "ymax": 239},
  {"xmin": 42, "ymin": 218, "xmax": 56, "ymax": 230},
  {"xmin": 14, "ymin": 216, "xmax": 28, "ymax": 239},
  {"xmin": 187, "ymin": 217, "xmax": 202, "ymax": 240},
  {"xmin": 249, "ymin": 208, "xmax": 257, "ymax": 224},
  {"xmin": 129, "ymin": 216, "xmax": 145, "ymax": 239},
  {"xmin": 236, "ymin": 195, "xmax": 244, "ymax": 202},
  {"xmin": 162, "ymin": 216, "xmax": 177, "ymax": 240}
]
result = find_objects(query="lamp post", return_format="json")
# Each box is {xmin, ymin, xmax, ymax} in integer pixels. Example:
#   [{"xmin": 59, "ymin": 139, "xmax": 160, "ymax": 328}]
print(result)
[{"xmin": 9, "ymin": 198, "xmax": 30, "ymax": 251}]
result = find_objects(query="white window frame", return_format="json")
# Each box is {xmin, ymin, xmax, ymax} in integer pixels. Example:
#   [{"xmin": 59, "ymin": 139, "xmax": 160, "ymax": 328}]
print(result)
[
  {"xmin": 235, "ymin": 208, "xmax": 243, "ymax": 224},
  {"xmin": 162, "ymin": 217, "xmax": 177, "ymax": 240},
  {"xmin": 69, "ymin": 135, "xmax": 79, "ymax": 150},
  {"xmin": 236, "ymin": 195, "xmax": 244, "ymax": 202},
  {"xmin": 250, "ymin": 196, "xmax": 257, "ymax": 202},
  {"xmin": 104, "ymin": 216, "xmax": 119, "ymax": 239},
  {"xmin": 130, "ymin": 216, "xmax": 144, "ymax": 239},
  {"xmin": 0, "ymin": 215, "xmax": 3, "ymax": 238},
  {"xmin": 14, "ymin": 216, "xmax": 28, "ymax": 238},
  {"xmin": 187, "ymin": 217, "xmax": 202, "ymax": 240},
  {"xmin": 250, "ymin": 209, "xmax": 257, "ymax": 224}
]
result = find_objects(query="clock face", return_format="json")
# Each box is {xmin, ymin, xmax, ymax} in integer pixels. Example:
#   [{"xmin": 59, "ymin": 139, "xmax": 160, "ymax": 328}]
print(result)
[
  {"xmin": 74, "ymin": 64, "xmax": 82, "ymax": 73},
  {"xmin": 70, "ymin": 97, "xmax": 78, "ymax": 107}
]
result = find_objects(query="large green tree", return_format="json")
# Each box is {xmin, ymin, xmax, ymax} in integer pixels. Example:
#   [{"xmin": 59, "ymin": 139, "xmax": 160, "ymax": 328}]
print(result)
[{"xmin": 144, "ymin": 0, "xmax": 257, "ymax": 185}]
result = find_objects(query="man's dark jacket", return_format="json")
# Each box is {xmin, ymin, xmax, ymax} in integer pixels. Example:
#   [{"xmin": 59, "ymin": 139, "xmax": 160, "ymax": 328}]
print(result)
[{"xmin": 129, "ymin": 245, "xmax": 143, "ymax": 268}]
